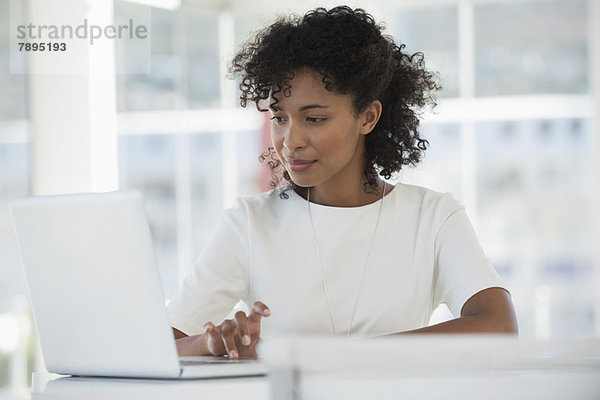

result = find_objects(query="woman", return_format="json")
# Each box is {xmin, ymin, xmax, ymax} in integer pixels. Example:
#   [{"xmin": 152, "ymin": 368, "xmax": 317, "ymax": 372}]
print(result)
[{"xmin": 168, "ymin": 6, "xmax": 517, "ymax": 359}]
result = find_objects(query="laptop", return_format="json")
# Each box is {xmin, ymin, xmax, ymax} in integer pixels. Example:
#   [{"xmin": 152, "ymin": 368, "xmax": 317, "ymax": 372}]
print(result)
[{"xmin": 10, "ymin": 190, "xmax": 268, "ymax": 379}]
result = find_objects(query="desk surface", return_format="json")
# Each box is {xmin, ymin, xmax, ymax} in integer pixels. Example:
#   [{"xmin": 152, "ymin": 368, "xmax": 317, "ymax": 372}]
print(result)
[
  {"xmin": 31, "ymin": 369, "xmax": 600, "ymax": 400},
  {"xmin": 31, "ymin": 336, "xmax": 600, "ymax": 400},
  {"xmin": 32, "ymin": 373, "xmax": 270, "ymax": 400}
]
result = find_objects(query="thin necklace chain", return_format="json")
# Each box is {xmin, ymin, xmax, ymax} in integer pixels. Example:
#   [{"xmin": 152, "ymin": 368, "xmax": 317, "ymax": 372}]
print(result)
[{"xmin": 307, "ymin": 182, "xmax": 387, "ymax": 338}]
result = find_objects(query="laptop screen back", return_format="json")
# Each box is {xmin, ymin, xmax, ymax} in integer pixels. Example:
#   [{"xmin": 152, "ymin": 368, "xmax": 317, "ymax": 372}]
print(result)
[{"xmin": 10, "ymin": 190, "xmax": 181, "ymax": 378}]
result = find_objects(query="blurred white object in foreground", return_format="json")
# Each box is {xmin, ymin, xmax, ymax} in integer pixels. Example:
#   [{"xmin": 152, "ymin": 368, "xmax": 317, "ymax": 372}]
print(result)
[{"xmin": 261, "ymin": 335, "xmax": 600, "ymax": 400}]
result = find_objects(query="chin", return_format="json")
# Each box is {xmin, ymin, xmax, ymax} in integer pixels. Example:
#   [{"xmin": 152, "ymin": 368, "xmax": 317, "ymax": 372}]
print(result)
[
  {"xmin": 288, "ymin": 178, "xmax": 311, "ymax": 188},
  {"xmin": 286, "ymin": 174, "xmax": 314, "ymax": 188}
]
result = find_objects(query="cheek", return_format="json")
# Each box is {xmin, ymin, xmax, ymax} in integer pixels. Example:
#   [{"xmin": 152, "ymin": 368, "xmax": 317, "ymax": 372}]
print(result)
[
  {"xmin": 270, "ymin": 129, "xmax": 284, "ymax": 157},
  {"xmin": 317, "ymin": 125, "xmax": 360, "ymax": 155},
  {"xmin": 270, "ymin": 126, "xmax": 281, "ymax": 147}
]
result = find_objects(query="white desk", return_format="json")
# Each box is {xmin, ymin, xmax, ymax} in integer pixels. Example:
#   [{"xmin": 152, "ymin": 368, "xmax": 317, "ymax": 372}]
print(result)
[
  {"xmin": 31, "ymin": 336, "xmax": 600, "ymax": 400},
  {"xmin": 31, "ymin": 373, "xmax": 270, "ymax": 400},
  {"xmin": 294, "ymin": 369, "xmax": 600, "ymax": 400},
  {"xmin": 31, "ymin": 368, "xmax": 600, "ymax": 400}
]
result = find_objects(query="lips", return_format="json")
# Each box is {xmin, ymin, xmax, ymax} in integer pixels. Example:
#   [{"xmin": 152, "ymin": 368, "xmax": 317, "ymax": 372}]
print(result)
[{"xmin": 287, "ymin": 158, "xmax": 317, "ymax": 172}]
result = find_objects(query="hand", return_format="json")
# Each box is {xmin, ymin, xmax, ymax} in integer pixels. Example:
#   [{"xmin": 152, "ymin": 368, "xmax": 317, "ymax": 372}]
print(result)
[{"xmin": 202, "ymin": 301, "xmax": 270, "ymax": 359}]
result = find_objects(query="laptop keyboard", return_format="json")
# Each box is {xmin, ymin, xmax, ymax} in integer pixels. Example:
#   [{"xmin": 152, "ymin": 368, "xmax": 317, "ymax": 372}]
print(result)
[{"xmin": 180, "ymin": 358, "xmax": 255, "ymax": 366}]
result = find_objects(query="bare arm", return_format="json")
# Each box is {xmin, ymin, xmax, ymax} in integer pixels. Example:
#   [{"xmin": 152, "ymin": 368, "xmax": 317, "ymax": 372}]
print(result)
[
  {"xmin": 172, "ymin": 327, "xmax": 187, "ymax": 339},
  {"xmin": 399, "ymin": 287, "xmax": 518, "ymax": 335}
]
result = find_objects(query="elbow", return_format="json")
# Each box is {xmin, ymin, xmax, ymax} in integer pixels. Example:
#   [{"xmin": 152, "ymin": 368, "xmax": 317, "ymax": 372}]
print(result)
[
  {"xmin": 494, "ymin": 320, "xmax": 518, "ymax": 336},
  {"xmin": 484, "ymin": 313, "xmax": 519, "ymax": 335},
  {"xmin": 502, "ymin": 317, "xmax": 519, "ymax": 336},
  {"xmin": 498, "ymin": 301, "xmax": 519, "ymax": 335},
  {"xmin": 461, "ymin": 287, "xmax": 519, "ymax": 335}
]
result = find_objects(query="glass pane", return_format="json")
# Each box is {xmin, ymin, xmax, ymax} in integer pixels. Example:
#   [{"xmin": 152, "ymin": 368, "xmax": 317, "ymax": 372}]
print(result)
[
  {"xmin": 115, "ymin": 4, "xmax": 177, "ymax": 111},
  {"xmin": 475, "ymin": 0, "xmax": 588, "ymax": 96},
  {"xmin": 393, "ymin": 123, "xmax": 462, "ymax": 198},
  {"xmin": 184, "ymin": 7, "xmax": 220, "ymax": 108},
  {"xmin": 391, "ymin": 6, "xmax": 459, "ymax": 98},
  {"xmin": 0, "ymin": 0, "xmax": 27, "ymax": 120},
  {"xmin": 118, "ymin": 134, "xmax": 177, "ymax": 297},
  {"xmin": 237, "ymin": 127, "xmax": 266, "ymax": 197},
  {"xmin": 0, "ymin": 143, "xmax": 30, "ymax": 308},
  {"xmin": 115, "ymin": 3, "xmax": 220, "ymax": 111},
  {"xmin": 234, "ymin": 13, "xmax": 257, "ymax": 47},
  {"xmin": 476, "ymin": 118, "xmax": 596, "ymax": 337},
  {"xmin": 191, "ymin": 132, "xmax": 223, "ymax": 258},
  {"xmin": 0, "ymin": 142, "xmax": 31, "ymax": 391}
]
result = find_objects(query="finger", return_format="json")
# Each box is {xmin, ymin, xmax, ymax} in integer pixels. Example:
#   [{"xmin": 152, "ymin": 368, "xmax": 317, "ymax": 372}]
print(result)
[
  {"xmin": 219, "ymin": 319, "xmax": 239, "ymax": 359},
  {"xmin": 204, "ymin": 321, "xmax": 224, "ymax": 341},
  {"xmin": 249, "ymin": 301, "xmax": 271, "ymax": 324},
  {"xmin": 203, "ymin": 322, "xmax": 226, "ymax": 354},
  {"xmin": 203, "ymin": 321, "xmax": 216, "ymax": 335},
  {"xmin": 234, "ymin": 311, "xmax": 251, "ymax": 346}
]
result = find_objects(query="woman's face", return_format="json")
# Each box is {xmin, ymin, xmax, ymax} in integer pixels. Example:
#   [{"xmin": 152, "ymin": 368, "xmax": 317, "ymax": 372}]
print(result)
[{"xmin": 270, "ymin": 69, "xmax": 379, "ymax": 191}]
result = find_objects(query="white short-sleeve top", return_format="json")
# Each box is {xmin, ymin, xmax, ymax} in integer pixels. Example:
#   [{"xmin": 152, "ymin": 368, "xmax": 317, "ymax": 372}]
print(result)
[{"xmin": 167, "ymin": 183, "xmax": 507, "ymax": 338}]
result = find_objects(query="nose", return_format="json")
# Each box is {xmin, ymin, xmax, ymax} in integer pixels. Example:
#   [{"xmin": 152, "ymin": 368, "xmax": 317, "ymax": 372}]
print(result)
[{"xmin": 282, "ymin": 121, "xmax": 306, "ymax": 152}]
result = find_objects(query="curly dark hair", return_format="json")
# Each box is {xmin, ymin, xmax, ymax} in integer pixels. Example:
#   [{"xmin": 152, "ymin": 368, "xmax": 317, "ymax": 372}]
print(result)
[{"xmin": 229, "ymin": 6, "xmax": 441, "ymax": 198}]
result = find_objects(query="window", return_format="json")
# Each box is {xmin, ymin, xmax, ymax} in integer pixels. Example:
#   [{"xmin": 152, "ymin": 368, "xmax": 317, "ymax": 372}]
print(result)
[
  {"xmin": 1, "ymin": 0, "xmax": 33, "ymax": 394},
  {"xmin": 103, "ymin": 0, "xmax": 600, "ymax": 338},
  {"xmin": 475, "ymin": 1, "xmax": 588, "ymax": 96}
]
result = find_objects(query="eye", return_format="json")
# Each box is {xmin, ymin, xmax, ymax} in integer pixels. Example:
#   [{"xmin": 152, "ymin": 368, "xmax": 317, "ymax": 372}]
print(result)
[
  {"xmin": 306, "ymin": 117, "xmax": 326, "ymax": 123},
  {"xmin": 270, "ymin": 116, "xmax": 286, "ymax": 124}
]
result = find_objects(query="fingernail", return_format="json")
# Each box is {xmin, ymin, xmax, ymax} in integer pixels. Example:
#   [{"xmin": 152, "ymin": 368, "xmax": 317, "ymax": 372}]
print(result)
[
  {"xmin": 263, "ymin": 309, "xmax": 271, "ymax": 316},
  {"xmin": 229, "ymin": 350, "xmax": 238, "ymax": 359},
  {"xmin": 242, "ymin": 335, "xmax": 251, "ymax": 345}
]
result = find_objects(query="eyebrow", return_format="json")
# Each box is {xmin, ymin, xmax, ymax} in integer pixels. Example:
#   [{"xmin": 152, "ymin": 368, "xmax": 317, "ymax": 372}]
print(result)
[
  {"xmin": 270, "ymin": 104, "xmax": 329, "ymax": 112},
  {"xmin": 299, "ymin": 104, "xmax": 329, "ymax": 112}
]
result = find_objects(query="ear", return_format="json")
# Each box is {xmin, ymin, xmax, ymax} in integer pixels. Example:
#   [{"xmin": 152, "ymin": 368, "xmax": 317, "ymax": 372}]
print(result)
[{"xmin": 359, "ymin": 100, "xmax": 383, "ymax": 136}]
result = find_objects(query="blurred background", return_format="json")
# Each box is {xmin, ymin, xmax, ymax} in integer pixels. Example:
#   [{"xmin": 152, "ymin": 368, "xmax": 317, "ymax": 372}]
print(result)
[{"xmin": 0, "ymin": 0, "xmax": 598, "ymax": 397}]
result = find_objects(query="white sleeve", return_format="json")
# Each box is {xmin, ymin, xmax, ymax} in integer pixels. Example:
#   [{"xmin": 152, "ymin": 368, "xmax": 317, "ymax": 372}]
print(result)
[
  {"xmin": 432, "ymin": 194, "xmax": 508, "ymax": 317},
  {"xmin": 166, "ymin": 198, "xmax": 250, "ymax": 335}
]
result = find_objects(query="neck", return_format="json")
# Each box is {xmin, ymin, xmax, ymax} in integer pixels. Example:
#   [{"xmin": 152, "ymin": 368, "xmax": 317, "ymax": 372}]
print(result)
[{"xmin": 305, "ymin": 179, "xmax": 387, "ymax": 207}]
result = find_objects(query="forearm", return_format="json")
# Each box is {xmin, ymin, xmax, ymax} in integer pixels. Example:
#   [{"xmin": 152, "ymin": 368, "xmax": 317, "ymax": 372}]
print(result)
[
  {"xmin": 399, "ymin": 314, "xmax": 518, "ymax": 335},
  {"xmin": 175, "ymin": 334, "xmax": 211, "ymax": 356},
  {"xmin": 395, "ymin": 287, "xmax": 519, "ymax": 335}
]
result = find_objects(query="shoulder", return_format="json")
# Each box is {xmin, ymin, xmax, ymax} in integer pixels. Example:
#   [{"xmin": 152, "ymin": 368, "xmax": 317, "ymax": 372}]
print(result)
[
  {"xmin": 228, "ymin": 185, "xmax": 302, "ymax": 220},
  {"xmin": 393, "ymin": 182, "xmax": 460, "ymax": 208},
  {"xmin": 391, "ymin": 182, "xmax": 464, "ymax": 222}
]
